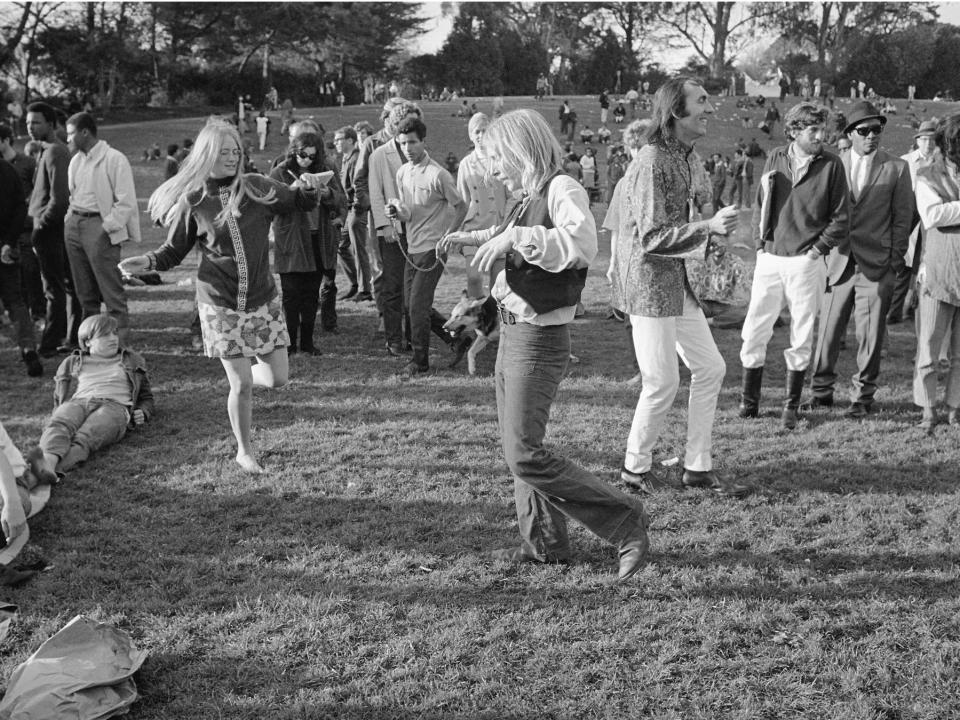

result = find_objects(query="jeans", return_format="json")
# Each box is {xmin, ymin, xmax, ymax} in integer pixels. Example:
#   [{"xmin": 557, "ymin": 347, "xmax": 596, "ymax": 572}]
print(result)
[
  {"xmin": 64, "ymin": 213, "xmax": 129, "ymax": 332},
  {"xmin": 0, "ymin": 257, "xmax": 37, "ymax": 349},
  {"xmin": 40, "ymin": 397, "xmax": 129, "ymax": 472},
  {"xmin": 627, "ymin": 294, "xmax": 725, "ymax": 474},
  {"xmin": 496, "ymin": 321, "xmax": 644, "ymax": 561},
  {"xmin": 403, "ymin": 248, "xmax": 447, "ymax": 368},
  {"xmin": 280, "ymin": 271, "xmax": 320, "ymax": 351},
  {"xmin": 377, "ymin": 234, "xmax": 408, "ymax": 347},
  {"xmin": 32, "ymin": 223, "xmax": 80, "ymax": 352}
]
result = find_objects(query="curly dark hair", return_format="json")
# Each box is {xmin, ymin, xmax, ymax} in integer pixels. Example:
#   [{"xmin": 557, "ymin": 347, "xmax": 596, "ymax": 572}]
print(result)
[{"xmin": 935, "ymin": 114, "xmax": 960, "ymax": 167}]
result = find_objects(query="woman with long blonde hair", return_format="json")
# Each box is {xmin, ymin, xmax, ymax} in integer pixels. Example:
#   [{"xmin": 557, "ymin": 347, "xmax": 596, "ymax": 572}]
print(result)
[
  {"xmin": 439, "ymin": 109, "xmax": 650, "ymax": 581},
  {"xmin": 120, "ymin": 117, "xmax": 323, "ymax": 473}
]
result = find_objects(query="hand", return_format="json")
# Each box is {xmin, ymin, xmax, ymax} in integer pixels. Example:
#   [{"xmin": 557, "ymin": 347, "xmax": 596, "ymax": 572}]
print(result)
[
  {"xmin": 805, "ymin": 248, "xmax": 822, "ymax": 260},
  {"xmin": 709, "ymin": 237, "xmax": 727, "ymax": 261},
  {"xmin": 471, "ymin": 232, "xmax": 514, "ymax": 273},
  {"xmin": 296, "ymin": 173, "xmax": 321, "ymax": 191},
  {"xmin": 384, "ymin": 227, "xmax": 400, "ymax": 244},
  {"xmin": 0, "ymin": 245, "xmax": 13, "ymax": 265},
  {"xmin": 133, "ymin": 409, "xmax": 145, "ymax": 426},
  {"xmin": 1, "ymin": 502, "xmax": 27, "ymax": 545},
  {"xmin": 437, "ymin": 231, "xmax": 474, "ymax": 253},
  {"xmin": 119, "ymin": 256, "xmax": 151, "ymax": 277},
  {"xmin": 708, "ymin": 204, "xmax": 739, "ymax": 236}
]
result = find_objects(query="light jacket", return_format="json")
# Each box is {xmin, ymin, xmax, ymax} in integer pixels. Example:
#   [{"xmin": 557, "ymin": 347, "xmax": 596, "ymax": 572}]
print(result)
[
  {"xmin": 68, "ymin": 140, "xmax": 142, "ymax": 245},
  {"xmin": 54, "ymin": 349, "xmax": 155, "ymax": 427}
]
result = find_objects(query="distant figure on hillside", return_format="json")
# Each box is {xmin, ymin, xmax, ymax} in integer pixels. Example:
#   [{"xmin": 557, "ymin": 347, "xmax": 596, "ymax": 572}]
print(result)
[
  {"xmin": 255, "ymin": 110, "xmax": 270, "ymax": 151},
  {"xmin": 164, "ymin": 144, "xmax": 179, "ymax": 180}
]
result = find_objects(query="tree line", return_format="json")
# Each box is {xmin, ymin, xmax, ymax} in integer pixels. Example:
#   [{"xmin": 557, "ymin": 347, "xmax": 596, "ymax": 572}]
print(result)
[{"xmin": 0, "ymin": 2, "xmax": 958, "ymax": 111}]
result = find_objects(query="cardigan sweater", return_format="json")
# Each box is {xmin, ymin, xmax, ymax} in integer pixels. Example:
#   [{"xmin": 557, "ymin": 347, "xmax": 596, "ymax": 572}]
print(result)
[{"xmin": 149, "ymin": 174, "xmax": 317, "ymax": 312}]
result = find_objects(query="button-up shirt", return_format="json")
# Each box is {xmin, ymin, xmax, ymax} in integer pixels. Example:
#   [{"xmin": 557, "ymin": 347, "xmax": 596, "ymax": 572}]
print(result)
[
  {"xmin": 70, "ymin": 140, "xmax": 105, "ymax": 212},
  {"xmin": 395, "ymin": 151, "xmax": 462, "ymax": 254}
]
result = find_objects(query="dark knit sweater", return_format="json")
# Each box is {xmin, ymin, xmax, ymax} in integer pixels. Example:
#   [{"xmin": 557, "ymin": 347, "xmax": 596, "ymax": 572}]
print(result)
[
  {"xmin": 150, "ymin": 174, "xmax": 317, "ymax": 311},
  {"xmin": 752, "ymin": 144, "xmax": 849, "ymax": 256}
]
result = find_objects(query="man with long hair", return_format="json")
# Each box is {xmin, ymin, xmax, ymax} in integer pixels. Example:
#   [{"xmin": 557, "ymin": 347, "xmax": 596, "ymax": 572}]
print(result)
[
  {"xmin": 739, "ymin": 102, "xmax": 848, "ymax": 429},
  {"xmin": 613, "ymin": 76, "xmax": 747, "ymax": 498}
]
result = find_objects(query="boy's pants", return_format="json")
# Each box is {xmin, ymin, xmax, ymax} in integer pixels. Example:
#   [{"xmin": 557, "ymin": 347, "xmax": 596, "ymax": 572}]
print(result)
[{"xmin": 40, "ymin": 398, "xmax": 129, "ymax": 472}]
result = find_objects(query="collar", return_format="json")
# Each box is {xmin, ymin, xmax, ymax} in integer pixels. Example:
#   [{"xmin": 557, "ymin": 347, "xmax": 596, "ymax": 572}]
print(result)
[
  {"xmin": 407, "ymin": 150, "xmax": 431, "ymax": 168},
  {"xmin": 79, "ymin": 139, "xmax": 106, "ymax": 160},
  {"xmin": 851, "ymin": 148, "xmax": 876, "ymax": 163},
  {"xmin": 662, "ymin": 133, "xmax": 694, "ymax": 159},
  {"xmin": 788, "ymin": 142, "xmax": 816, "ymax": 163},
  {"xmin": 204, "ymin": 175, "xmax": 235, "ymax": 195}
]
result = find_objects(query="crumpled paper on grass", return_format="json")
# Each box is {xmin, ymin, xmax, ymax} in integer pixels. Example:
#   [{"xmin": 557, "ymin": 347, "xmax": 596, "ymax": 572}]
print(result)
[{"xmin": 0, "ymin": 615, "xmax": 148, "ymax": 719}]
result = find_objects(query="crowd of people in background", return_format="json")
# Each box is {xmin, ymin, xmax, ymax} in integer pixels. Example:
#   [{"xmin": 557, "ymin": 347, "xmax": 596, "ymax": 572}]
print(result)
[{"xmin": 1, "ymin": 77, "xmax": 959, "ymax": 577}]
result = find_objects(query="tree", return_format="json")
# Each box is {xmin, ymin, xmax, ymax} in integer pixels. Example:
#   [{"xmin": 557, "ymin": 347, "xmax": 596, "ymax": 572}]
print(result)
[
  {"xmin": 653, "ymin": 2, "xmax": 781, "ymax": 79},
  {"xmin": 0, "ymin": 2, "xmax": 32, "ymax": 73}
]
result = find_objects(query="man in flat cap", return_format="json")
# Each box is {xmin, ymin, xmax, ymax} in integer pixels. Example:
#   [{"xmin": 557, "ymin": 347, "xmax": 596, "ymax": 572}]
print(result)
[{"xmin": 809, "ymin": 101, "xmax": 914, "ymax": 417}]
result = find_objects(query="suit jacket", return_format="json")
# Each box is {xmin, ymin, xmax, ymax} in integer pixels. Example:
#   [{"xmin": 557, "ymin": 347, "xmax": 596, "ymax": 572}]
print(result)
[
  {"xmin": 339, "ymin": 147, "xmax": 368, "ymax": 213},
  {"xmin": 28, "ymin": 140, "xmax": 70, "ymax": 232},
  {"xmin": 368, "ymin": 138, "xmax": 406, "ymax": 232},
  {"xmin": 825, "ymin": 148, "xmax": 914, "ymax": 286}
]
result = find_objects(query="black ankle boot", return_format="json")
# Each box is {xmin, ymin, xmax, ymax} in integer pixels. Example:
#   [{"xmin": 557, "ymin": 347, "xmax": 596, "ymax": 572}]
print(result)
[
  {"xmin": 738, "ymin": 366, "xmax": 763, "ymax": 418},
  {"xmin": 782, "ymin": 369, "xmax": 806, "ymax": 429}
]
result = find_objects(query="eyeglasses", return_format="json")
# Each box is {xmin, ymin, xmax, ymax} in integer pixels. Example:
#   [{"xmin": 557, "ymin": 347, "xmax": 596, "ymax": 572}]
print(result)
[
  {"xmin": 854, "ymin": 125, "xmax": 884, "ymax": 137},
  {"xmin": 297, "ymin": 150, "xmax": 317, "ymax": 159}
]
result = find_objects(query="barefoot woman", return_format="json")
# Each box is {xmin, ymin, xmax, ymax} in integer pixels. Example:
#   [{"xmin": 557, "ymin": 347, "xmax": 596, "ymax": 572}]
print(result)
[{"xmin": 120, "ymin": 118, "xmax": 321, "ymax": 473}]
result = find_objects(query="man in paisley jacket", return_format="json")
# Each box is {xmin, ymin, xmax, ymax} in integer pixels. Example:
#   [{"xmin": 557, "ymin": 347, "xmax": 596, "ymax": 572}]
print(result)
[{"xmin": 611, "ymin": 76, "xmax": 748, "ymax": 499}]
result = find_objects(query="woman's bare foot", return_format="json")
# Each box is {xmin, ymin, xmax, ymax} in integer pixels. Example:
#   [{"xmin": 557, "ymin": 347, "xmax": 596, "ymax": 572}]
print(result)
[
  {"xmin": 235, "ymin": 453, "xmax": 264, "ymax": 474},
  {"xmin": 26, "ymin": 448, "xmax": 58, "ymax": 485}
]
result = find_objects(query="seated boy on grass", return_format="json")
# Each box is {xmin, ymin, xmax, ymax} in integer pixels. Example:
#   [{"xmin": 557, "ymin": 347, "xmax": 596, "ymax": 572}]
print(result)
[{"xmin": 27, "ymin": 314, "xmax": 154, "ymax": 482}]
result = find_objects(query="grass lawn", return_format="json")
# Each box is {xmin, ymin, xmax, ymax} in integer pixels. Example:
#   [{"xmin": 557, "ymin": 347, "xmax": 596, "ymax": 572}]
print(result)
[{"xmin": 2, "ymin": 94, "xmax": 960, "ymax": 718}]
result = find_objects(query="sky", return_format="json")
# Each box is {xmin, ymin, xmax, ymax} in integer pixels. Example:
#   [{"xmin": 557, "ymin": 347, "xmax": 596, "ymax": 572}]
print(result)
[{"xmin": 409, "ymin": 1, "xmax": 960, "ymax": 70}]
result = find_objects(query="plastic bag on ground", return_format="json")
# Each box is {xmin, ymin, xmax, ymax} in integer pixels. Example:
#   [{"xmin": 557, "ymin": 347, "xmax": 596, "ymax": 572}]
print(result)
[{"xmin": 0, "ymin": 615, "xmax": 147, "ymax": 719}]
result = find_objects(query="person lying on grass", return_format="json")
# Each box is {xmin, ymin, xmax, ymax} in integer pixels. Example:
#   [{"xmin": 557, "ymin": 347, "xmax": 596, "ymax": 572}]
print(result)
[
  {"xmin": 0, "ymin": 420, "xmax": 40, "ymax": 546},
  {"xmin": 26, "ymin": 313, "xmax": 154, "ymax": 481}
]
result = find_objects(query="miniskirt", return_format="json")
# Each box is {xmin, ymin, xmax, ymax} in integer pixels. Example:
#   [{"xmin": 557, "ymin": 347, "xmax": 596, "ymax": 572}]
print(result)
[{"xmin": 198, "ymin": 296, "xmax": 289, "ymax": 358}]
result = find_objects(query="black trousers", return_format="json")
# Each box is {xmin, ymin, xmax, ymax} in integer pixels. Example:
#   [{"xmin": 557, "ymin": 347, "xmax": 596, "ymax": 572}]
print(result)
[
  {"xmin": 32, "ymin": 223, "xmax": 80, "ymax": 352},
  {"xmin": 0, "ymin": 258, "xmax": 36, "ymax": 349},
  {"xmin": 280, "ymin": 271, "xmax": 321, "ymax": 351}
]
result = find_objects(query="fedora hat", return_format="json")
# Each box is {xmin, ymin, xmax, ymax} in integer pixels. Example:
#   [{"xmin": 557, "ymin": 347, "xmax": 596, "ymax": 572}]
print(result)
[
  {"xmin": 915, "ymin": 120, "xmax": 937, "ymax": 138},
  {"xmin": 843, "ymin": 101, "xmax": 886, "ymax": 134}
]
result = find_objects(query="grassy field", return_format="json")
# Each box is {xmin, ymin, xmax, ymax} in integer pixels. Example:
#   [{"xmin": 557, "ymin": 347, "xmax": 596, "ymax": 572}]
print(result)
[{"xmin": 2, "ymin": 94, "xmax": 960, "ymax": 719}]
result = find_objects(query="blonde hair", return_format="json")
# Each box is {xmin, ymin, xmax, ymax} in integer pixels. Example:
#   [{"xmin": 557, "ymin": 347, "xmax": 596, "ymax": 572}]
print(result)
[
  {"xmin": 78, "ymin": 314, "xmax": 118, "ymax": 351},
  {"xmin": 147, "ymin": 117, "xmax": 275, "ymax": 231},
  {"xmin": 468, "ymin": 112, "xmax": 490, "ymax": 135},
  {"xmin": 484, "ymin": 109, "xmax": 562, "ymax": 196},
  {"xmin": 622, "ymin": 119, "xmax": 650, "ymax": 150}
]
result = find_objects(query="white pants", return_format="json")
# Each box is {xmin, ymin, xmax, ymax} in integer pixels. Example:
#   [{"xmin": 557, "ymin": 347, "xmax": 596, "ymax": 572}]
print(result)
[
  {"xmin": 625, "ymin": 293, "xmax": 725, "ymax": 474},
  {"xmin": 258, "ymin": 131, "xmax": 267, "ymax": 151},
  {"xmin": 740, "ymin": 252, "xmax": 826, "ymax": 371}
]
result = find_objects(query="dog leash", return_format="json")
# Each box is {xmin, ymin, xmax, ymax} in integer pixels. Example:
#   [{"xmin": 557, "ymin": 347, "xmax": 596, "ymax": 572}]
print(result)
[{"xmin": 388, "ymin": 217, "xmax": 447, "ymax": 273}]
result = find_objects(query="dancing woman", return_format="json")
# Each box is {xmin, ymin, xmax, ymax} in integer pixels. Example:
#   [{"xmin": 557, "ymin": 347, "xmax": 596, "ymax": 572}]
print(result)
[
  {"xmin": 440, "ymin": 109, "xmax": 649, "ymax": 580},
  {"xmin": 120, "ymin": 118, "xmax": 322, "ymax": 473}
]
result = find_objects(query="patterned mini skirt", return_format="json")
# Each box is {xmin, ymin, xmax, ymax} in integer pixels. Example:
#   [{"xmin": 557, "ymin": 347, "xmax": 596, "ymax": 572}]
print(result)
[{"xmin": 198, "ymin": 296, "xmax": 289, "ymax": 358}]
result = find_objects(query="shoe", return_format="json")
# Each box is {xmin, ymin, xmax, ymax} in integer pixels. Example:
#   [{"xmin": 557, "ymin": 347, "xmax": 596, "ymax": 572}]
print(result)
[
  {"xmin": 949, "ymin": 407, "xmax": 959, "ymax": 426},
  {"xmin": 385, "ymin": 343, "xmax": 406, "ymax": 357},
  {"xmin": 287, "ymin": 346, "xmax": 298, "ymax": 356},
  {"xmin": 353, "ymin": 291, "xmax": 373, "ymax": 302},
  {"xmin": 618, "ymin": 536, "xmax": 649, "ymax": 581},
  {"xmin": 324, "ymin": 326, "xmax": 339, "ymax": 335},
  {"xmin": 300, "ymin": 347, "xmax": 323, "ymax": 356},
  {"xmin": 886, "ymin": 316, "xmax": 902, "ymax": 325},
  {"xmin": 804, "ymin": 395, "xmax": 834, "ymax": 409},
  {"xmin": 448, "ymin": 335, "xmax": 473, "ymax": 368},
  {"xmin": 38, "ymin": 346, "xmax": 59, "ymax": 359},
  {"xmin": 490, "ymin": 546, "xmax": 569, "ymax": 565},
  {"xmin": 681, "ymin": 468, "xmax": 750, "ymax": 498},
  {"xmin": 619, "ymin": 466, "xmax": 663, "ymax": 495},
  {"xmin": 738, "ymin": 366, "xmax": 763, "ymax": 418},
  {"xmin": 574, "ymin": 301, "xmax": 586, "ymax": 318},
  {"xmin": 608, "ymin": 308, "xmax": 626, "ymax": 322},
  {"xmin": 844, "ymin": 402, "xmax": 871, "ymax": 419},
  {"xmin": 21, "ymin": 349, "xmax": 43, "ymax": 377},
  {"xmin": 399, "ymin": 361, "xmax": 428, "ymax": 377},
  {"xmin": 338, "ymin": 286, "xmax": 358, "ymax": 301}
]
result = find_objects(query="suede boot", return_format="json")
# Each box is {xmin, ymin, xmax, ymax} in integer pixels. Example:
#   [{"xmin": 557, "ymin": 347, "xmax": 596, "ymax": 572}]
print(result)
[
  {"xmin": 782, "ymin": 369, "xmax": 806, "ymax": 429},
  {"xmin": 738, "ymin": 366, "xmax": 763, "ymax": 418}
]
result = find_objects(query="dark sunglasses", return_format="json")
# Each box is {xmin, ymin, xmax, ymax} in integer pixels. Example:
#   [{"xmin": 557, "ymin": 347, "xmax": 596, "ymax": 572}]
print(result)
[
  {"xmin": 297, "ymin": 150, "xmax": 317, "ymax": 159},
  {"xmin": 854, "ymin": 125, "xmax": 884, "ymax": 137}
]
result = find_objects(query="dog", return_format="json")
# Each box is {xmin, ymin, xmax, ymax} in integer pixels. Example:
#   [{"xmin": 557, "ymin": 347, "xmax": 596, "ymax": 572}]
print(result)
[{"xmin": 443, "ymin": 293, "xmax": 500, "ymax": 375}]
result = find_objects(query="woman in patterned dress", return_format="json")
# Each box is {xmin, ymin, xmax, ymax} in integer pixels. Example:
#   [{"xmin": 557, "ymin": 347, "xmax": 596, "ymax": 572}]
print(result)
[{"xmin": 120, "ymin": 118, "xmax": 322, "ymax": 473}]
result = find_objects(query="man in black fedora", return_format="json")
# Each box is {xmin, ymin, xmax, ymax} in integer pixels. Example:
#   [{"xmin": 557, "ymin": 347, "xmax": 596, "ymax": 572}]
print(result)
[{"xmin": 809, "ymin": 101, "xmax": 914, "ymax": 417}]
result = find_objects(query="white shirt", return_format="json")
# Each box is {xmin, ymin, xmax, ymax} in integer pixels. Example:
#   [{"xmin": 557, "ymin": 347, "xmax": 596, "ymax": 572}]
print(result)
[{"xmin": 850, "ymin": 148, "xmax": 874, "ymax": 199}]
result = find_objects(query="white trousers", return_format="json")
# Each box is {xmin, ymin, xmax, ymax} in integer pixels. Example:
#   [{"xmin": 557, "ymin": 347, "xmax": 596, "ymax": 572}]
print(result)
[
  {"xmin": 740, "ymin": 252, "xmax": 826, "ymax": 371},
  {"xmin": 625, "ymin": 293, "xmax": 725, "ymax": 474}
]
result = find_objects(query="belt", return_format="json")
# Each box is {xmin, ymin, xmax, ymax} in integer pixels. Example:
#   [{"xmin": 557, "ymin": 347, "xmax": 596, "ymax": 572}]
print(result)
[
  {"xmin": 70, "ymin": 209, "xmax": 100, "ymax": 218},
  {"xmin": 496, "ymin": 303, "xmax": 517, "ymax": 325}
]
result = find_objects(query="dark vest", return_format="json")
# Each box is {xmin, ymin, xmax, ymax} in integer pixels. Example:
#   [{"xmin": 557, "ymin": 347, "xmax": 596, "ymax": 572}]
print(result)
[{"xmin": 504, "ymin": 175, "xmax": 588, "ymax": 314}]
